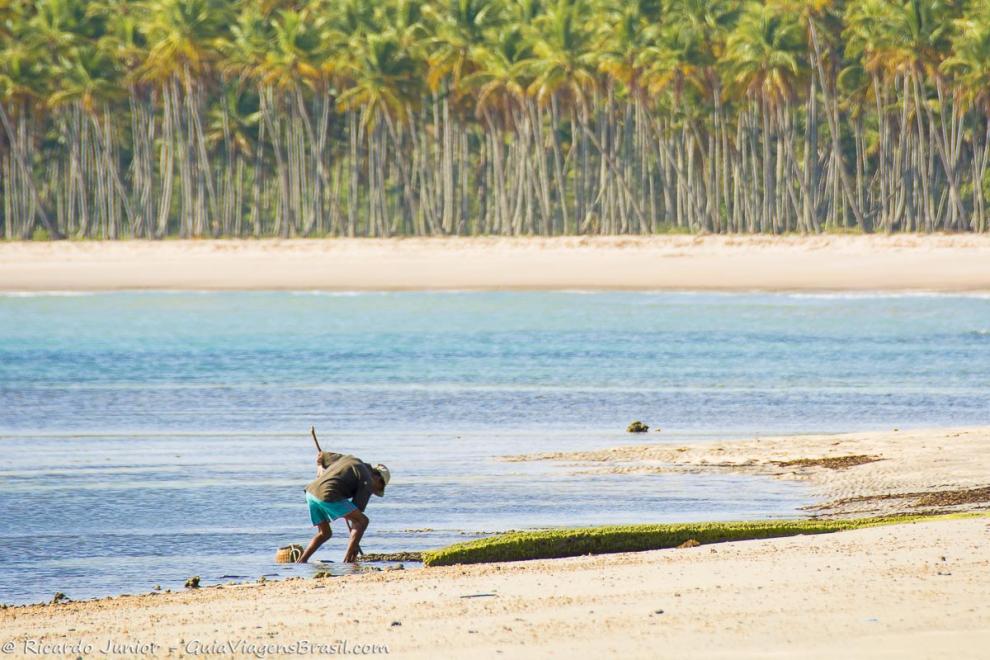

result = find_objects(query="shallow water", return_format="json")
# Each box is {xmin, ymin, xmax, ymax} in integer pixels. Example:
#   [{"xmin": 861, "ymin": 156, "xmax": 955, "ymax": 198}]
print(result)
[{"xmin": 1, "ymin": 291, "xmax": 988, "ymax": 604}]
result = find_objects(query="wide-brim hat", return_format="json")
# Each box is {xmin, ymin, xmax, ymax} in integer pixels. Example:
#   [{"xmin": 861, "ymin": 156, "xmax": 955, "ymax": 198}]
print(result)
[{"xmin": 372, "ymin": 464, "xmax": 390, "ymax": 496}]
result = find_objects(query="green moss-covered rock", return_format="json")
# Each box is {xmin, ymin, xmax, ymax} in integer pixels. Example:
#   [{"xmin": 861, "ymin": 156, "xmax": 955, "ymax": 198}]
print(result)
[
  {"xmin": 627, "ymin": 421, "xmax": 649, "ymax": 433},
  {"xmin": 421, "ymin": 513, "xmax": 984, "ymax": 567}
]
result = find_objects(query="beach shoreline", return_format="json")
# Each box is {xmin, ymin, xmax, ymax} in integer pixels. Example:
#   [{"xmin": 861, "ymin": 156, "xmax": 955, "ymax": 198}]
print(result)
[
  {"xmin": 3, "ymin": 234, "xmax": 990, "ymax": 292},
  {"xmin": 3, "ymin": 516, "xmax": 987, "ymax": 658},
  {"xmin": 3, "ymin": 428, "xmax": 989, "ymax": 657},
  {"xmin": 505, "ymin": 427, "xmax": 990, "ymax": 518}
]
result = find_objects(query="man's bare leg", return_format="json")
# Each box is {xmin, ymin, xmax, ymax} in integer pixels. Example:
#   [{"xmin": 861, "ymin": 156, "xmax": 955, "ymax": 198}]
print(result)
[
  {"xmin": 341, "ymin": 510, "xmax": 369, "ymax": 563},
  {"xmin": 297, "ymin": 521, "xmax": 331, "ymax": 563}
]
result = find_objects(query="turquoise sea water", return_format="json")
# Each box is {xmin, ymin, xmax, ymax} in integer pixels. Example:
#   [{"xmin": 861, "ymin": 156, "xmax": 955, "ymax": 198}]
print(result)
[{"xmin": 1, "ymin": 291, "xmax": 988, "ymax": 604}]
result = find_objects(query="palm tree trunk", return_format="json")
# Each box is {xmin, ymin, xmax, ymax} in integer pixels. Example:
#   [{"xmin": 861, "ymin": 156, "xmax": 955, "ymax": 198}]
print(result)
[
  {"xmin": 809, "ymin": 21, "xmax": 867, "ymax": 231},
  {"xmin": 0, "ymin": 102, "xmax": 62, "ymax": 238}
]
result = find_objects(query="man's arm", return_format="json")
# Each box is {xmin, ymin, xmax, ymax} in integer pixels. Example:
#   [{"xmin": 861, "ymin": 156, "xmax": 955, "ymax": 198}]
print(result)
[{"xmin": 342, "ymin": 509, "xmax": 368, "ymax": 563}]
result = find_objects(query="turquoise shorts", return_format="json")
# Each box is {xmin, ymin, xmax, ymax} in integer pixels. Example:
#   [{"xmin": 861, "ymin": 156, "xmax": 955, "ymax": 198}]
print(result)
[{"xmin": 307, "ymin": 492, "xmax": 357, "ymax": 525}]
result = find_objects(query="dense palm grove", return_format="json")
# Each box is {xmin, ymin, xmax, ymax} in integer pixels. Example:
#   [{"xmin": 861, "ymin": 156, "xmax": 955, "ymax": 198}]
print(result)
[{"xmin": 1, "ymin": 0, "xmax": 989, "ymax": 239}]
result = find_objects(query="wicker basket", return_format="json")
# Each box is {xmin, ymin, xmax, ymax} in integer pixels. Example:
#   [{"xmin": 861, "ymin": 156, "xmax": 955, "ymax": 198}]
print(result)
[{"xmin": 274, "ymin": 544, "xmax": 304, "ymax": 563}]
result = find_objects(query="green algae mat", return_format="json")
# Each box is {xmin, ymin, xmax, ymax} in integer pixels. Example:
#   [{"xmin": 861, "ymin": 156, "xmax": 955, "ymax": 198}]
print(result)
[{"xmin": 422, "ymin": 513, "xmax": 986, "ymax": 567}]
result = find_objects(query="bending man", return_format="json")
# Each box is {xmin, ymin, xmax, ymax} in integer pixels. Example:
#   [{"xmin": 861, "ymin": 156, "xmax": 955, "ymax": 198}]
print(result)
[{"xmin": 297, "ymin": 451, "xmax": 390, "ymax": 563}]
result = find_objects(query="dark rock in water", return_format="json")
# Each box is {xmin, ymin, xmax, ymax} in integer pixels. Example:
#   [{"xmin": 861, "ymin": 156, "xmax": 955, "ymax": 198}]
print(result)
[
  {"xmin": 51, "ymin": 592, "xmax": 69, "ymax": 605},
  {"xmin": 627, "ymin": 421, "xmax": 649, "ymax": 433},
  {"xmin": 313, "ymin": 570, "xmax": 333, "ymax": 579},
  {"xmin": 184, "ymin": 576, "xmax": 200, "ymax": 589}
]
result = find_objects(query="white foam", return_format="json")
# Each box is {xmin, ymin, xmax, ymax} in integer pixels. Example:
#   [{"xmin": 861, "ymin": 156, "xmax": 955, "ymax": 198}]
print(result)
[
  {"xmin": 783, "ymin": 291, "xmax": 990, "ymax": 300},
  {"xmin": 0, "ymin": 291, "xmax": 96, "ymax": 297},
  {"xmin": 288, "ymin": 290, "xmax": 387, "ymax": 297}
]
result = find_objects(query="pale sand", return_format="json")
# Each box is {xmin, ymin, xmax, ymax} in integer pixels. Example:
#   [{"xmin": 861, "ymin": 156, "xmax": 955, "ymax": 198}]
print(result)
[
  {"xmin": 2, "ymin": 235, "xmax": 990, "ymax": 291},
  {"xmin": 506, "ymin": 427, "xmax": 990, "ymax": 517},
  {"xmin": 4, "ymin": 429, "xmax": 990, "ymax": 658},
  {"xmin": 2, "ymin": 518, "xmax": 988, "ymax": 659}
]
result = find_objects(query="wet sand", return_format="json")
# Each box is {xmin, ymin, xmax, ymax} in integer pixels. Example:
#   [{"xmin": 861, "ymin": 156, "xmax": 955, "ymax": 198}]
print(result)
[
  {"xmin": 506, "ymin": 427, "xmax": 990, "ymax": 517},
  {"xmin": 3, "ymin": 429, "xmax": 989, "ymax": 657},
  {"xmin": 2, "ymin": 517, "xmax": 988, "ymax": 658},
  {"xmin": 2, "ymin": 234, "xmax": 990, "ymax": 292}
]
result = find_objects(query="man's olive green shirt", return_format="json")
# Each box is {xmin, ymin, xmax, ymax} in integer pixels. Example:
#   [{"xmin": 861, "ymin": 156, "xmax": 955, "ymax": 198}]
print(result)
[{"xmin": 305, "ymin": 452, "xmax": 374, "ymax": 512}]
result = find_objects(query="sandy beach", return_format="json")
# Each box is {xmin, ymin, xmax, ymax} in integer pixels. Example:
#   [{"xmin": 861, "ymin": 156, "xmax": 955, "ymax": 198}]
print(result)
[
  {"xmin": 506, "ymin": 427, "xmax": 990, "ymax": 518},
  {"xmin": 3, "ymin": 237, "xmax": 988, "ymax": 657},
  {"xmin": 4, "ymin": 429, "xmax": 989, "ymax": 658},
  {"xmin": 2, "ymin": 234, "xmax": 990, "ymax": 292},
  {"xmin": 3, "ymin": 517, "xmax": 988, "ymax": 659}
]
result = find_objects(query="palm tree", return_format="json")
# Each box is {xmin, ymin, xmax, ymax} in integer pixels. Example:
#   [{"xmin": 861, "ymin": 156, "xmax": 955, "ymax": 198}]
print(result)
[
  {"xmin": 0, "ymin": 0, "xmax": 66, "ymax": 239},
  {"xmin": 220, "ymin": 5, "xmax": 274, "ymax": 235},
  {"xmin": 843, "ymin": 0, "xmax": 962, "ymax": 231},
  {"xmin": 517, "ymin": 0, "xmax": 603, "ymax": 234},
  {"xmin": 251, "ymin": 7, "xmax": 331, "ymax": 236},
  {"xmin": 725, "ymin": 3, "xmax": 804, "ymax": 105},
  {"xmin": 725, "ymin": 1, "xmax": 807, "ymax": 233},
  {"xmin": 943, "ymin": 1, "xmax": 990, "ymax": 231},
  {"xmin": 139, "ymin": 0, "xmax": 234, "ymax": 236},
  {"xmin": 595, "ymin": 0, "xmax": 663, "ymax": 233},
  {"xmin": 49, "ymin": 42, "xmax": 137, "ymax": 238},
  {"xmin": 462, "ymin": 25, "xmax": 532, "ymax": 233},
  {"xmin": 425, "ymin": 0, "xmax": 503, "ymax": 91},
  {"xmin": 3, "ymin": 0, "xmax": 990, "ymax": 241},
  {"xmin": 337, "ymin": 30, "xmax": 423, "ymax": 235},
  {"xmin": 422, "ymin": 0, "xmax": 504, "ymax": 233},
  {"xmin": 638, "ymin": 0, "xmax": 739, "ymax": 233},
  {"xmin": 140, "ymin": 0, "xmax": 232, "ymax": 82}
]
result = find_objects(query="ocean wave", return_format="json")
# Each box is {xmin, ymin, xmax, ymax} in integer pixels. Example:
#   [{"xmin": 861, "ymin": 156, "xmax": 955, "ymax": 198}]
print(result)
[
  {"xmin": 784, "ymin": 291, "xmax": 990, "ymax": 300},
  {"xmin": 288, "ymin": 290, "xmax": 389, "ymax": 297},
  {"xmin": 0, "ymin": 291, "xmax": 96, "ymax": 297},
  {"xmin": 287, "ymin": 290, "xmax": 482, "ymax": 296}
]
